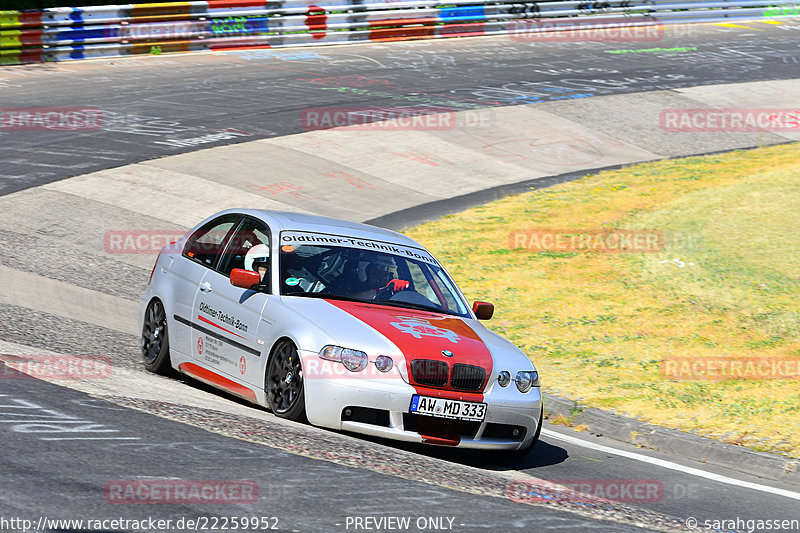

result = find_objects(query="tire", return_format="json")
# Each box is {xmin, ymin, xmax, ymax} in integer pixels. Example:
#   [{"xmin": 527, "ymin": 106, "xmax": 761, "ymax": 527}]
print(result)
[
  {"xmin": 266, "ymin": 340, "xmax": 307, "ymax": 422},
  {"xmin": 511, "ymin": 404, "xmax": 544, "ymax": 458},
  {"xmin": 142, "ymin": 299, "xmax": 171, "ymax": 374}
]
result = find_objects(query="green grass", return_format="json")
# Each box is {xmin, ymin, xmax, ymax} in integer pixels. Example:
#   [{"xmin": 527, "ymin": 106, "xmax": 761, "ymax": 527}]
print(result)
[{"xmin": 406, "ymin": 143, "xmax": 800, "ymax": 457}]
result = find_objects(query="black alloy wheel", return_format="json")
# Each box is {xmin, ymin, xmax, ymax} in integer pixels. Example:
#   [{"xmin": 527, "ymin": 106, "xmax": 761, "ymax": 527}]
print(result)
[
  {"xmin": 266, "ymin": 340, "xmax": 306, "ymax": 421},
  {"xmin": 142, "ymin": 299, "xmax": 171, "ymax": 374}
]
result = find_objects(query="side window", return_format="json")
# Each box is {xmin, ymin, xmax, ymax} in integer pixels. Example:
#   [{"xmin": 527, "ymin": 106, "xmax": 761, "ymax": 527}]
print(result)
[
  {"xmin": 183, "ymin": 215, "xmax": 240, "ymax": 268},
  {"xmin": 217, "ymin": 218, "xmax": 271, "ymax": 283}
]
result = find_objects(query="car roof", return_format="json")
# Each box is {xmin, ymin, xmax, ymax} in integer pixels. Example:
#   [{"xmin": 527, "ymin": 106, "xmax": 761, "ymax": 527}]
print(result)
[{"xmin": 217, "ymin": 209, "xmax": 425, "ymax": 249}]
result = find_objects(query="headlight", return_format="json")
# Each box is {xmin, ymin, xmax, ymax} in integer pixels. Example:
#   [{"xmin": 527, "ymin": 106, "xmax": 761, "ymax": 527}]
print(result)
[
  {"xmin": 515, "ymin": 371, "xmax": 539, "ymax": 393},
  {"xmin": 375, "ymin": 355, "xmax": 394, "ymax": 373},
  {"xmin": 319, "ymin": 345, "xmax": 343, "ymax": 361},
  {"xmin": 497, "ymin": 370, "xmax": 511, "ymax": 387},
  {"xmin": 319, "ymin": 345, "xmax": 368, "ymax": 373},
  {"xmin": 341, "ymin": 348, "xmax": 368, "ymax": 372}
]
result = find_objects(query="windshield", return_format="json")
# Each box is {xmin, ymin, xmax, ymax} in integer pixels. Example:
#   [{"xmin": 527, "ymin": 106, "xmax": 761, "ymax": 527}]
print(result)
[{"xmin": 278, "ymin": 231, "xmax": 470, "ymax": 317}]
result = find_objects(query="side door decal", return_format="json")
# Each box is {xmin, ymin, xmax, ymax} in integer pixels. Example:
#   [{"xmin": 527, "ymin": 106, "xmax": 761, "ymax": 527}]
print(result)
[{"xmin": 174, "ymin": 314, "xmax": 261, "ymax": 357}]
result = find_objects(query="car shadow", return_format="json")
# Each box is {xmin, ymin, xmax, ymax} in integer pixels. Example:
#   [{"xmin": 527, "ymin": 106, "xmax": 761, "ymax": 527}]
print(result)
[
  {"xmin": 420, "ymin": 438, "xmax": 567, "ymax": 470},
  {"xmin": 500, "ymin": 439, "xmax": 570, "ymax": 469},
  {"xmin": 339, "ymin": 430, "xmax": 569, "ymax": 471}
]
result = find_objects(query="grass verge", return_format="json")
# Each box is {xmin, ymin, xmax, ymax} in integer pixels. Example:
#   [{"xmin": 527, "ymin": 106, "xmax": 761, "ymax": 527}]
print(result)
[{"xmin": 405, "ymin": 143, "xmax": 800, "ymax": 457}]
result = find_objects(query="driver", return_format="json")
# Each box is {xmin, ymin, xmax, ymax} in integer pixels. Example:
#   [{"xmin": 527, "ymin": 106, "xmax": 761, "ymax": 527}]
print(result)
[
  {"xmin": 344, "ymin": 256, "xmax": 408, "ymax": 300},
  {"xmin": 244, "ymin": 243, "xmax": 270, "ymax": 284}
]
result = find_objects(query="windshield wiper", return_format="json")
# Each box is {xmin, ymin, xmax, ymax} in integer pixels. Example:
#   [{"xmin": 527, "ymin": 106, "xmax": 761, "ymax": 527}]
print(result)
[
  {"xmin": 372, "ymin": 299, "xmax": 461, "ymax": 317},
  {"xmin": 283, "ymin": 292, "xmax": 463, "ymax": 317}
]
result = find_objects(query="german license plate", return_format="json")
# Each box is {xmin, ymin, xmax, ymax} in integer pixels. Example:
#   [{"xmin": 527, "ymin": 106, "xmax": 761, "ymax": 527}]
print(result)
[{"xmin": 409, "ymin": 395, "xmax": 486, "ymax": 422}]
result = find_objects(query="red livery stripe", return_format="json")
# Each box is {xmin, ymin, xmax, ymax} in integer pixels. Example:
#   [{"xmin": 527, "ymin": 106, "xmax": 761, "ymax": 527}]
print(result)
[
  {"xmin": 326, "ymin": 300, "xmax": 494, "ymax": 445},
  {"xmin": 421, "ymin": 434, "xmax": 460, "ymax": 446},
  {"xmin": 197, "ymin": 314, "xmax": 246, "ymax": 339},
  {"xmin": 178, "ymin": 362, "xmax": 257, "ymax": 402}
]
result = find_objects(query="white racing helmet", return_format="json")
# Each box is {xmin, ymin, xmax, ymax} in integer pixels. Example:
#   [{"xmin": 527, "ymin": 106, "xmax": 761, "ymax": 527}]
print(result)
[{"xmin": 244, "ymin": 243, "xmax": 270, "ymax": 272}]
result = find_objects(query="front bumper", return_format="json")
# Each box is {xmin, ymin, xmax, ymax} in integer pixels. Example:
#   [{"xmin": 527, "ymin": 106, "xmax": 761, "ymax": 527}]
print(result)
[{"xmin": 303, "ymin": 354, "xmax": 542, "ymax": 451}]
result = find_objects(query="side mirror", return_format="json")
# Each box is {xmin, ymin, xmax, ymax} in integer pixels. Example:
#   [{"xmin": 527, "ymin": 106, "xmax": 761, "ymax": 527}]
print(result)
[
  {"xmin": 230, "ymin": 268, "xmax": 261, "ymax": 289},
  {"xmin": 472, "ymin": 301, "xmax": 494, "ymax": 320}
]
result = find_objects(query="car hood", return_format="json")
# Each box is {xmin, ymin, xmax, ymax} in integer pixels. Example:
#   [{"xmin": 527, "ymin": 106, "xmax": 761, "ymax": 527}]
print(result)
[{"xmin": 281, "ymin": 297, "xmax": 495, "ymax": 393}]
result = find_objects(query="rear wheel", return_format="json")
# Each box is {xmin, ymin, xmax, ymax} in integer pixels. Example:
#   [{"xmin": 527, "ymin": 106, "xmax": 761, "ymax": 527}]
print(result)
[
  {"xmin": 142, "ymin": 299, "xmax": 171, "ymax": 374},
  {"xmin": 266, "ymin": 340, "xmax": 306, "ymax": 422}
]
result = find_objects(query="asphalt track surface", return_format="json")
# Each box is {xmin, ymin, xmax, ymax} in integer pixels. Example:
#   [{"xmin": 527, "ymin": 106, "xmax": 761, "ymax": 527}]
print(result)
[
  {"xmin": 2, "ymin": 21, "xmax": 800, "ymax": 196},
  {"xmin": 2, "ymin": 20, "xmax": 800, "ymax": 533},
  {"xmin": 0, "ymin": 370, "xmax": 657, "ymax": 533}
]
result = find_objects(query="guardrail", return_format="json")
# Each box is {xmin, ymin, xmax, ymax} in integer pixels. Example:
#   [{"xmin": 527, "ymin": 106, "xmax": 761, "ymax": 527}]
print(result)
[{"xmin": 1, "ymin": 0, "xmax": 798, "ymax": 64}]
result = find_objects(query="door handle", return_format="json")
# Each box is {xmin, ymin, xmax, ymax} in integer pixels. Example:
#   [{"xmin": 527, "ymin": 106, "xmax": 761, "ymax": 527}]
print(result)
[{"xmin": 199, "ymin": 281, "xmax": 213, "ymax": 293}]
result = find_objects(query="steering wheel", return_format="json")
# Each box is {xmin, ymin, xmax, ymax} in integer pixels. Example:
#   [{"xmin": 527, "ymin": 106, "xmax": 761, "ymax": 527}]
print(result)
[{"xmin": 374, "ymin": 279, "xmax": 410, "ymax": 301}]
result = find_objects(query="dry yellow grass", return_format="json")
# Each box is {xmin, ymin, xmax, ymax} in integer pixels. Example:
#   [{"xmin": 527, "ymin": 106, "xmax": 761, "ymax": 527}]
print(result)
[{"xmin": 406, "ymin": 144, "xmax": 800, "ymax": 457}]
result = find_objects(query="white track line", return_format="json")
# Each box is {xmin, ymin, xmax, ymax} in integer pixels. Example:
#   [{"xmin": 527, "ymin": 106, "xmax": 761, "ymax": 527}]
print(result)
[{"xmin": 541, "ymin": 429, "xmax": 800, "ymax": 501}]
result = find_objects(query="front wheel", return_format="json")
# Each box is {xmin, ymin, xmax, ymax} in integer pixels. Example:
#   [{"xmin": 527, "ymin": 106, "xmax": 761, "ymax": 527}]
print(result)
[
  {"xmin": 142, "ymin": 299, "xmax": 171, "ymax": 374},
  {"xmin": 266, "ymin": 340, "xmax": 306, "ymax": 422}
]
